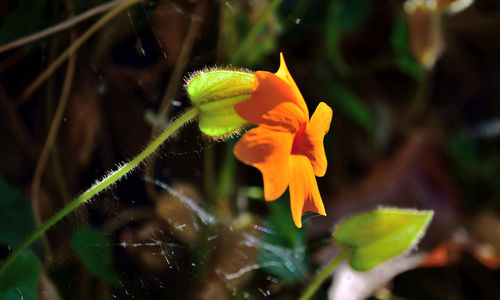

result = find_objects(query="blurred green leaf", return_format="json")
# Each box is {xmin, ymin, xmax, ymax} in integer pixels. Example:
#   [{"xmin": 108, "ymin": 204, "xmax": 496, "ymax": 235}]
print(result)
[
  {"xmin": 0, "ymin": 250, "xmax": 41, "ymax": 300},
  {"xmin": 338, "ymin": 0, "xmax": 372, "ymax": 31},
  {"xmin": 0, "ymin": 177, "xmax": 38, "ymax": 248},
  {"xmin": 227, "ymin": 0, "xmax": 282, "ymax": 65},
  {"xmin": 244, "ymin": 33, "xmax": 278, "ymax": 67},
  {"xmin": 240, "ymin": 186, "xmax": 264, "ymax": 200},
  {"xmin": 325, "ymin": 1, "xmax": 348, "ymax": 76},
  {"xmin": 334, "ymin": 208, "xmax": 433, "ymax": 271},
  {"xmin": 450, "ymin": 136, "xmax": 499, "ymax": 182},
  {"xmin": 391, "ymin": 16, "xmax": 424, "ymax": 79},
  {"xmin": 214, "ymin": 141, "xmax": 237, "ymax": 203},
  {"xmin": 450, "ymin": 136, "xmax": 479, "ymax": 165},
  {"xmin": 266, "ymin": 195, "xmax": 301, "ymax": 247},
  {"xmin": 257, "ymin": 195, "xmax": 307, "ymax": 283},
  {"xmin": 449, "ymin": 136, "xmax": 500, "ymax": 206},
  {"xmin": 329, "ymin": 82, "xmax": 375, "ymax": 130},
  {"xmin": 71, "ymin": 227, "xmax": 119, "ymax": 285},
  {"xmin": 325, "ymin": 0, "xmax": 372, "ymax": 77}
]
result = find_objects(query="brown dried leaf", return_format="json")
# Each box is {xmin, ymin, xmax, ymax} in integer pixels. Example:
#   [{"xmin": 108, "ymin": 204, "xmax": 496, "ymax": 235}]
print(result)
[
  {"xmin": 470, "ymin": 212, "xmax": 500, "ymax": 268},
  {"xmin": 93, "ymin": 13, "xmax": 134, "ymax": 60},
  {"xmin": 194, "ymin": 215, "xmax": 260, "ymax": 299},
  {"xmin": 151, "ymin": 1, "xmax": 192, "ymax": 66},
  {"xmin": 120, "ymin": 219, "xmax": 176, "ymax": 270},
  {"xmin": 421, "ymin": 226, "xmax": 500, "ymax": 269},
  {"xmin": 405, "ymin": 3, "xmax": 444, "ymax": 69},
  {"xmin": 63, "ymin": 75, "xmax": 101, "ymax": 169},
  {"xmin": 471, "ymin": 212, "xmax": 500, "ymax": 251},
  {"xmin": 38, "ymin": 272, "xmax": 62, "ymax": 300},
  {"xmin": 155, "ymin": 182, "xmax": 203, "ymax": 244}
]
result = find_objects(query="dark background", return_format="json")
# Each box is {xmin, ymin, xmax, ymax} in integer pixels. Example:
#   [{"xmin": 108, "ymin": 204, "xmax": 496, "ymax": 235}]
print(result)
[{"xmin": 1, "ymin": 0, "xmax": 500, "ymax": 299}]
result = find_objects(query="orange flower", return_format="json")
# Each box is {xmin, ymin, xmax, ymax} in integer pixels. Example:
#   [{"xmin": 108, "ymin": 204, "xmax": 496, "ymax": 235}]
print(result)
[{"xmin": 233, "ymin": 53, "xmax": 333, "ymax": 228}]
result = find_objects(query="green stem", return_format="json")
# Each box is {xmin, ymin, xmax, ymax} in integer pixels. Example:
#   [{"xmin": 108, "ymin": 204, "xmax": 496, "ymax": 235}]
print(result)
[
  {"xmin": 0, "ymin": 107, "xmax": 199, "ymax": 276},
  {"xmin": 229, "ymin": 0, "xmax": 283, "ymax": 64},
  {"xmin": 299, "ymin": 249, "xmax": 351, "ymax": 300}
]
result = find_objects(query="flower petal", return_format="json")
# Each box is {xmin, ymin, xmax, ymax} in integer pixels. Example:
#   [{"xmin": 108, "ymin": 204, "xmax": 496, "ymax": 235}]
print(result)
[
  {"xmin": 234, "ymin": 71, "xmax": 308, "ymax": 132},
  {"xmin": 304, "ymin": 102, "xmax": 333, "ymax": 177},
  {"xmin": 234, "ymin": 126, "xmax": 294, "ymax": 201},
  {"xmin": 288, "ymin": 155, "xmax": 326, "ymax": 228},
  {"xmin": 275, "ymin": 53, "xmax": 309, "ymax": 116}
]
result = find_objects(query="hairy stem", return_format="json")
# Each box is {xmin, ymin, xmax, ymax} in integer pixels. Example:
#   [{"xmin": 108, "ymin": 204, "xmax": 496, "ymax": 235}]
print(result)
[
  {"xmin": 144, "ymin": 0, "xmax": 206, "ymax": 201},
  {"xmin": 299, "ymin": 249, "xmax": 350, "ymax": 300},
  {"xmin": 0, "ymin": 107, "xmax": 199, "ymax": 276}
]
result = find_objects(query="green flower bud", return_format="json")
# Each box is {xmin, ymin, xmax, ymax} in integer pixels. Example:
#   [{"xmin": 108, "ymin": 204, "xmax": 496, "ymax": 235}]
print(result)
[{"xmin": 186, "ymin": 69, "xmax": 254, "ymax": 137}]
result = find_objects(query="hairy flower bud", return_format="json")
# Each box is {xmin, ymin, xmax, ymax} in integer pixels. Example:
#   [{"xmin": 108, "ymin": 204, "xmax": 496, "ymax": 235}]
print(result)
[{"xmin": 186, "ymin": 69, "xmax": 254, "ymax": 138}]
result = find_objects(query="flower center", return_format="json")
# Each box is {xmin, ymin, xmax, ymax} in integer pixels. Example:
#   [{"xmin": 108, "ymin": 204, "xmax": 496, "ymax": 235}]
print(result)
[{"xmin": 291, "ymin": 123, "xmax": 311, "ymax": 156}]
